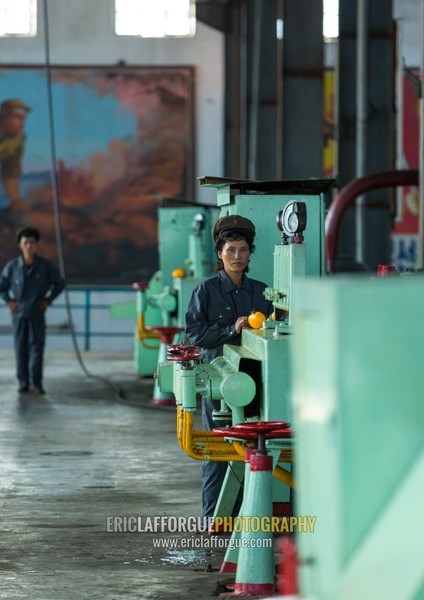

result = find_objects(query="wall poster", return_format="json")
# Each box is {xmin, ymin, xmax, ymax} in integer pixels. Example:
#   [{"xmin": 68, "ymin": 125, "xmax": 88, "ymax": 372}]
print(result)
[
  {"xmin": 323, "ymin": 68, "xmax": 420, "ymax": 271},
  {"xmin": 0, "ymin": 66, "xmax": 195, "ymax": 283}
]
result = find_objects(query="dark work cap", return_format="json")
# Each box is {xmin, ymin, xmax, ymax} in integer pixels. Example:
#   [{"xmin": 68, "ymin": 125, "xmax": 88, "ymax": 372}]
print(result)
[
  {"xmin": 16, "ymin": 227, "xmax": 40, "ymax": 242},
  {"xmin": 212, "ymin": 215, "xmax": 256, "ymax": 241},
  {"xmin": 0, "ymin": 99, "xmax": 31, "ymax": 117}
]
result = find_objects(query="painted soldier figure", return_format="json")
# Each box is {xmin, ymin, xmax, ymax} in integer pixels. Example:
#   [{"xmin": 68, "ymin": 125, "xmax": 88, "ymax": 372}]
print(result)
[{"xmin": 0, "ymin": 99, "xmax": 31, "ymax": 211}]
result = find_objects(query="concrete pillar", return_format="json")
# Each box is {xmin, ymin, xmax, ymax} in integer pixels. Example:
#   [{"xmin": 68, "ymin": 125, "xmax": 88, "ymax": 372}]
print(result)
[{"xmin": 282, "ymin": 0, "xmax": 324, "ymax": 179}]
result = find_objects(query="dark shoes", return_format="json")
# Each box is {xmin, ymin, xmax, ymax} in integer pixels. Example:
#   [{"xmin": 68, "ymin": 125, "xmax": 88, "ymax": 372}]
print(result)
[
  {"xmin": 30, "ymin": 387, "xmax": 45, "ymax": 395},
  {"xmin": 18, "ymin": 385, "xmax": 45, "ymax": 394}
]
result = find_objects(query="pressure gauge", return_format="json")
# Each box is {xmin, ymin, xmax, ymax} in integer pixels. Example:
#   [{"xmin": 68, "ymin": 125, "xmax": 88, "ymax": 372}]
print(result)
[
  {"xmin": 277, "ymin": 202, "xmax": 307, "ymax": 236},
  {"xmin": 192, "ymin": 213, "xmax": 205, "ymax": 235}
]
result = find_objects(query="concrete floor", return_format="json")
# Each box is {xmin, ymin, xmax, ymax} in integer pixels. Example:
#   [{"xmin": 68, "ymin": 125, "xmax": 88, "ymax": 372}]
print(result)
[{"xmin": 0, "ymin": 349, "xmax": 271, "ymax": 600}]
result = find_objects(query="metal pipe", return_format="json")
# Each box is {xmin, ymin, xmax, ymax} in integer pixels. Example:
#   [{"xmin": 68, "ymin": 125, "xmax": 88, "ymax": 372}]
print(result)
[
  {"xmin": 275, "ymin": 0, "xmax": 284, "ymax": 178},
  {"xmin": 177, "ymin": 409, "xmax": 294, "ymax": 466},
  {"xmin": 355, "ymin": 0, "xmax": 369, "ymax": 265},
  {"xmin": 136, "ymin": 314, "xmax": 160, "ymax": 350},
  {"xmin": 182, "ymin": 411, "xmax": 243, "ymax": 462},
  {"xmin": 325, "ymin": 169, "xmax": 419, "ymax": 272},
  {"xmin": 273, "ymin": 465, "xmax": 296, "ymax": 489},
  {"xmin": 232, "ymin": 441, "xmax": 296, "ymax": 488},
  {"xmin": 84, "ymin": 290, "xmax": 90, "ymax": 351},
  {"xmin": 394, "ymin": 19, "xmax": 405, "ymax": 223}
]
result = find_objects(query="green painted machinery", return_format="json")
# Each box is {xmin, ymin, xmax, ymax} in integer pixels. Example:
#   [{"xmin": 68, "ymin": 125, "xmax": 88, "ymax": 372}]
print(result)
[
  {"xmin": 196, "ymin": 177, "xmax": 331, "ymax": 425},
  {"xmin": 292, "ymin": 275, "xmax": 424, "ymax": 600},
  {"xmin": 199, "ymin": 177, "xmax": 329, "ymax": 286},
  {"xmin": 158, "ymin": 207, "xmax": 217, "ymax": 329},
  {"xmin": 111, "ymin": 205, "xmax": 217, "ymax": 378},
  {"xmin": 158, "ymin": 178, "xmax": 333, "ymax": 512}
]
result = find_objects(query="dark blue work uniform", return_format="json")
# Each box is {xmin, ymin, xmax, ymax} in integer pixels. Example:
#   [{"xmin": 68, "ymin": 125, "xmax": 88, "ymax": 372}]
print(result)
[
  {"xmin": 0, "ymin": 255, "xmax": 65, "ymax": 390},
  {"xmin": 185, "ymin": 268, "xmax": 272, "ymax": 517}
]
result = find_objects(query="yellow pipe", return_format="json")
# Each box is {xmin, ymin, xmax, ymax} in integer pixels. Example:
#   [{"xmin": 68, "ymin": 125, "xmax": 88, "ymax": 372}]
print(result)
[
  {"xmin": 182, "ymin": 413, "xmax": 222, "ymax": 459},
  {"xmin": 176, "ymin": 409, "xmax": 227, "ymax": 453},
  {"xmin": 178, "ymin": 410, "xmax": 295, "ymax": 487},
  {"xmin": 274, "ymin": 465, "xmax": 297, "ymax": 489},
  {"xmin": 232, "ymin": 440, "xmax": 249, "ymax": 457},
  {"xmin": 137, "ymin": 314, "xmax": 160, "ymax": 350},
  {"xmin": 176, "ymin": 405, "xmax": 185, "ymax": 451},
  {"xmin": 182, "ymin": 412, "xmax": 242, "ymax": 461},
  {"xmin": 233, "ymin": 440, "xmax": 293, "ymax": 465},
  {"xmin": 226, "ymin": 434, "xmax": 296, "ymax": 488}
]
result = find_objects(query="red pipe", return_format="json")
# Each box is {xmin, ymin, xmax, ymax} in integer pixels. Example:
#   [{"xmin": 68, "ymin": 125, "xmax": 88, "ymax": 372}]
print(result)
[
  {"xmin": 278, "ymin": 536, "xmax": 298, "ymax": 595},
  {"xmin": 325, "ymin": 169, "xmax": 419, "ymax": 272}
]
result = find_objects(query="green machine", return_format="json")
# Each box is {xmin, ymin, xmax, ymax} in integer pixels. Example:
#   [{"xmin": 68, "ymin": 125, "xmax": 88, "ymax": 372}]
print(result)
[
  {"xmin": 158, "ymin": 178, "xmax": 333, "ymax": 506},
  {"xmin": 292, "ymin": 276, "xmax": 424, "ymax": 600},
  {"xmin": 157, "ymin": 205, "xmax": 218, "ymax": 326},
  {"xmin": 198, "ymin": 177, "xmax": 330, "ymax": 286},
  {"xmin": 111, "ymin": 205, "xmax": 217, "ymax": 381},
  {"xmin": 197, "ymin": 178, "xmax": 331, "ymax": 424}
]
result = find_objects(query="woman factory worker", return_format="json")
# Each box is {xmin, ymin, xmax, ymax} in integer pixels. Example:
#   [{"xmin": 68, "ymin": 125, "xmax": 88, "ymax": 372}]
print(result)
[{"xmin": 185, "ymin": 215, "xmax": 272, "ymax": 520}]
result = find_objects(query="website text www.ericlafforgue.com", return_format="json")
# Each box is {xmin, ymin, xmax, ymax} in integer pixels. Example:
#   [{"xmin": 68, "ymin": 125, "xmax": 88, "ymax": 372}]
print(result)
[{"xmin": 151, "ymin": 535, "xmax": 272, "ymax": 551}]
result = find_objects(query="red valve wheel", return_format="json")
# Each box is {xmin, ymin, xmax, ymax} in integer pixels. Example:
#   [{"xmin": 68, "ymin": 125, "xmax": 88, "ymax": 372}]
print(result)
[
  {"xmin": 267, "ymin": 429, "xmax": 294, "ymax": 439},
  {"xmin": 212, "ymin": 427, "xmax": 259, "ymax": 440},
  {"xmin": 233, "ymin": 421, "xmax": 291, "ymax": 433},
  {"xmin": 144, "ymin": 326, "xmax": 184, "ymax": 336},
  {"xmin": 167, "ymin": 344, "xmax": 202, "ymax": 362},
  {"xmin": 145, "ymin": 326, "xmax": 184, "ymax": 345},
  {"xmin": 132, "ymin": 282, "xmax": 149, "ymax": 291}
]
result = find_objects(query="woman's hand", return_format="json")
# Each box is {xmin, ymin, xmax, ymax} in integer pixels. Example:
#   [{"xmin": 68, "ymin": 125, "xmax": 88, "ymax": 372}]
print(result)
[
  {"xmin": 40, "ymin": 299, "xmax": 49, "ymax": 312},
  {"xmin": 7, "ymin": 300, "xmax": 18, "ymax": 313},
  {"xmin": 235, "ymin": 316, "xmax": 249, "ymax": 334}
]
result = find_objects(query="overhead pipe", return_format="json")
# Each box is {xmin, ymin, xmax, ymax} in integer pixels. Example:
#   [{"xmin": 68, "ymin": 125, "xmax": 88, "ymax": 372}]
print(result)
[
  {"xmin": 325, "ymin": 169, "xmax": 419, "ymax": 272},
  {"xmin": 394, "ymin": 19, "xmax": 405, "ymax": 220},
  {"xmin": 276, "ymin": 0, "xmax": 284, "ymax": 178}
]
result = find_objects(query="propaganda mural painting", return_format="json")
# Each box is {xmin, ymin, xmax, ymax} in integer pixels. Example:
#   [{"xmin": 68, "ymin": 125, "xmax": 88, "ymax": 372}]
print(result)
[{"xmin": 0, "ymin": 67, "xmax": 194, "ymax": 283}]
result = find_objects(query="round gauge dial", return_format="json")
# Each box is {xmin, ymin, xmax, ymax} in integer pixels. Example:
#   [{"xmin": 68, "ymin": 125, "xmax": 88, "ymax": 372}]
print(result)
[
  {"xmin": 277, "ymin": 202, "xmax": 307, "ymax": 236},
  {"xmin": 192, "ymin": 213, "xmax": 205, "ymax": 234}
]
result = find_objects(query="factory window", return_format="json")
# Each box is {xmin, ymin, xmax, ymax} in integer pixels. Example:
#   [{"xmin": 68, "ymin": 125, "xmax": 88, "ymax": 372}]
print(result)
[
  {"xmin": 115, "ymin": 0, "xmax": 195, "ymax": 38},
  {"xmin": 0, "ymin": 0, "xmax": 36, "ymax": 36},
  {"xmin": 324, "ymin": 0, "xmax": 339, "ymax": 39}
]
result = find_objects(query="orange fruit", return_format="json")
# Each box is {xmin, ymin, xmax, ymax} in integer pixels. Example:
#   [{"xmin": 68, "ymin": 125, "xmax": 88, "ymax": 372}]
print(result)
[
  {"xmin": 248, "ymin": 310, "xmax": 266, "ymax": 329},
  {"xmin": 172, "ymin": 268, "xmax": 186, "ymax": 278}
]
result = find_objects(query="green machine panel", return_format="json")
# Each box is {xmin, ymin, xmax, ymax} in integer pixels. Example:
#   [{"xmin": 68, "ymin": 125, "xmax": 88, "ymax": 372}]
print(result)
[
  {"xmin": 158, "ymin": 206, "xmax": 218, "ymax": 286},
  {"xmin": 227, "ymin": 328, "xmax": 293, "ymax": 424},
  {"xmin": 292, "ymin": 276, "xmax": 424, "ymax": 600},
  {"xmin": 199, "ymin": 177, "xmax": 332, "ymax": 288}
]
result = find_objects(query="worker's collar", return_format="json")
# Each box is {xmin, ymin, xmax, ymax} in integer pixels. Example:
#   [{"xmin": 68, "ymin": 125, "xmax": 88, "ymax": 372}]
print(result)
[
  {"xmin": 218, "ymin": 269, "xmax": 253, "ymax": 293},
  {"xmin": 18, "ymin": 254, "xmax": 38, "ymax": 267}
]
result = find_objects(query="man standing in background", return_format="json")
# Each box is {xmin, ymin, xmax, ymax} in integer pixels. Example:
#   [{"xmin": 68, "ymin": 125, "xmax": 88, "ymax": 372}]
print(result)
[{"xmin": 0, "ymin": 227, "xmax": 65, "ymax": 394}]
